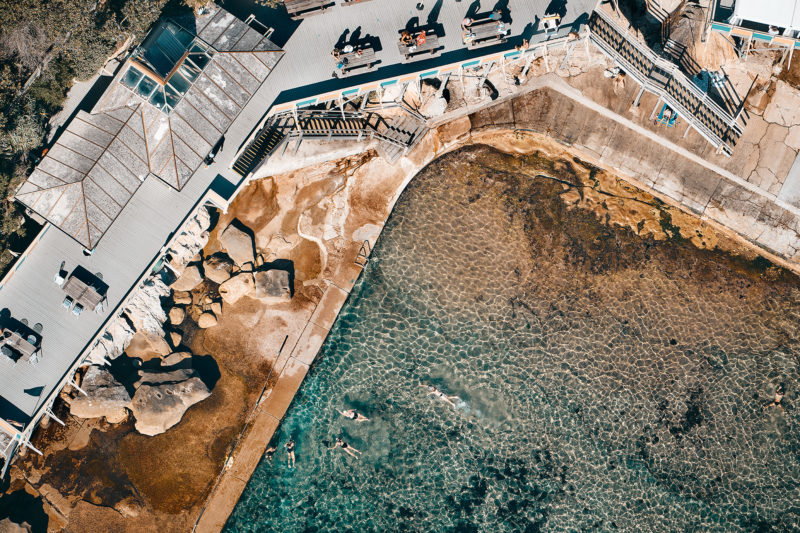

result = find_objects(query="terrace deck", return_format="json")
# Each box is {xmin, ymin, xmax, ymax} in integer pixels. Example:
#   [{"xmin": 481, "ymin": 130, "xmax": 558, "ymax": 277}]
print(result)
[{"xmin": 0, "ymin": 0, "xmax": 596, "ymax": 429}]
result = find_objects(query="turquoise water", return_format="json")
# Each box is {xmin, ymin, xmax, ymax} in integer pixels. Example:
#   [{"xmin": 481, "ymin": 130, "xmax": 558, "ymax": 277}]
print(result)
[{"xmin": 225, "ymin": 146, "xmax": 800, "ymax": 532}]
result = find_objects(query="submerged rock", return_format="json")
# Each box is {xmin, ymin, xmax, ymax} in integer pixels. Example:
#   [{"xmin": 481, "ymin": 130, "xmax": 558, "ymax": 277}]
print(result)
[
  {"xmin": 130, "ymin": 368, "xmax": 211, "ymax": 436},
  {"xmin": 253, "ymin": 270, "xmax": 292, "ymax": 304},
  {"xmin": 198, "ymin": 312, "xmax": 218, "ymax": 328},
  {"xmin": 203, "ymin": 253, "xmax": 234, "ymax": 284},
  {"xmin": 219, "ymin": 222, "xmax": 255, "ymax": 266},
  {"xmin": 68, "ymin": 366, "xmax": 131, "ymax": 424},
  {"xmin": 171, "ymin": 265, "xmax": 203, "ymax": 292},
  {"xmin": 219, "ymin": 273, "xmax": 254, "ymax": 304}
]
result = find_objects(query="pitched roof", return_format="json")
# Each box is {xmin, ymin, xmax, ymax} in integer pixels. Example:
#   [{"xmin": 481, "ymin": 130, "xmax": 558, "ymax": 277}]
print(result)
[
  {"xmin": 16, "ymin": 106, "xmax": 149, "ymax": 249},
  {"xmin": 15, "ymin": 4, "xmax": 283, "ymax": 249}
]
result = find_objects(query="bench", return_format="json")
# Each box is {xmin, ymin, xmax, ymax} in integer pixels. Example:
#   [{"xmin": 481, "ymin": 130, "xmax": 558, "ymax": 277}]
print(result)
[
  {"xmin": 463, "ymin": 19, "xmax": 511, "ymax": 49},
  {"xmin": 333, "ymin": 48, "xmax": 378, "ymax": 77},
  {"xmin": 397, "ymin": 30, "xmax": 442, "ymax": 62},
  {"xmin": 285, "ymin": 0, "xmax": 334, "ymax": 19}
]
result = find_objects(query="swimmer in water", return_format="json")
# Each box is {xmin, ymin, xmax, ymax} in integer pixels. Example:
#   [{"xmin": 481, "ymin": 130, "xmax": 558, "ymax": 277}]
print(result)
[
  {"xmin": 763, "ymin": 384, "xmax": 786, "ymax": 411},
  {"xmin": 264, "ymin": 445, "xmax": 277, "ymax": 462},
  {"xmin": 425, "ymin": 385, "xmax": 460, "ymax": 408},
  {"xmin": 340, "ymin": 409, "xmax": 369, "ymax": 422},
  {"xmin": 286, "ymin": 439, "xmax": 296, "ymax": 468},
  {"xmin": 333, "ymin": 437, "xmax": 361, "ymax": 458}
]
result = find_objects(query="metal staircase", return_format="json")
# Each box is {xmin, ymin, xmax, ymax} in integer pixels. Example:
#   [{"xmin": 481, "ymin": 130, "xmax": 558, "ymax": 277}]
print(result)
[
  {"xmin": 232, "ymin": 109, "xmax": 428, "ymax": 177},
  {"xmin": 588, "ymin": 9, "xmax": 741, "ymax": 156}
]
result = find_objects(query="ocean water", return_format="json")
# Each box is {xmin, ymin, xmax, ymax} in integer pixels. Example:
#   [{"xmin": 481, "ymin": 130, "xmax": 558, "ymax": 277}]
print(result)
[{"xmin": 225, "ymin": 146, "xmax": 800, "ymax": 532}]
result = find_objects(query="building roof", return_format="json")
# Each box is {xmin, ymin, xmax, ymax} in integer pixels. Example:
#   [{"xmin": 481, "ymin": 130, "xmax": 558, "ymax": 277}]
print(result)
[
  {"xmin": 15, "ymin": 4, "xmax": 282, "ymax": 250},
  {"xmin": 732, "ymin": 0, "xmax": 800, "ymax": 31}
]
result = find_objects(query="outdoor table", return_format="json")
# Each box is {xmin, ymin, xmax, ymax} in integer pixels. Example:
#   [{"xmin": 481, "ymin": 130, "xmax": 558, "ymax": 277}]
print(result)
[
  {"xmin": 463, "ymin": 19, "xmax": 511, "ymax": 49},
  {"xmin": 334, "ymin": 47, "xmax": 378, "ymax": 77},
  {"xmin": 0, "ymin": 328, "xmax": 37, "ymax": 362},
  {"xmin": 62, "ymin": 274, "xmax": 104, "ymax": 312},
  {"xmin": 285, "ymin": 0, "xmax": 334, "ymax": 19},
  {"xmin": 397, "ymin": 31, "xmax": 441, "ymax": 62}
]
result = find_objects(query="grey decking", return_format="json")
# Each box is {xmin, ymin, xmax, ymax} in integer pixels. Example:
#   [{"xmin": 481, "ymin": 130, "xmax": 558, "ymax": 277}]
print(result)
[{"xmin": 0, "ymin": 0, "xmax": 598, "ymax": 426}]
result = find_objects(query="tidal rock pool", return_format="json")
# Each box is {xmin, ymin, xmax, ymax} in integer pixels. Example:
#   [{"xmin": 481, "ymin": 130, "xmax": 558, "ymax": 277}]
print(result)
[{"xmin": 225, "ymin": 145, "xmax": 800, "ymax": 532}]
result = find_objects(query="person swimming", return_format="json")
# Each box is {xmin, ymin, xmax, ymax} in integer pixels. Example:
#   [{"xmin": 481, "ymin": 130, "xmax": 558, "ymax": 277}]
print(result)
[
  {"xmin": 340, "ymin": 409, "xmax": 369, "ymax": 422},
  {"xmin": 286, "ymin": 439, "xmax": 296, "ymax": 468},
  {"xmin": 764, "ymin": 384, "xmax": 786, "ymax": 411},
  {"xmin": 426, "ymin": 384, "xmax": 460, "ymax": 408},
  {"xmin": 264, "ymin": 445, "xmax": 277, "ymax": 462},
  {"xmin": 333, "ymin": 437, "xmax": 361, "ymax": 458}
]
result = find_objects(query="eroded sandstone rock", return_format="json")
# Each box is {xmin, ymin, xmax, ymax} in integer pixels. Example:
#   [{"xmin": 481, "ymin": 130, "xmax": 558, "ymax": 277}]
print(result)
[
  {"xmin": 219, "ymin": 273, "xmax": 254, "ymax": 304},
  {"xmin": 198, "ymin": 312, "xmax": 218, "ymax": 328},
  {"xmin": 172, "ymin": 291, "xmax": 192, "ymax": 305},
  {"xmin": 171, "ymin": 265, "xmax": 203, "ymax": 292},
  {"xmin": 163, "ymin": 351, "xmax": 192, "ymax": 366},
  {"xmin": 68, "ymin": 366, "xmax": 131, "ymax": 423},
  {"xmin": 203, "ymin": 253, "xmax": 234, "ymax": 284},
  {"xmin": 219, "ymin": 222, "xmax": 255, "ymax": 266},
  {"xmin": 125, "ymin": 330, "xmax": 171, "ymax": 359},
  {"xmin": 168, "ymin": 307, "xmax": 185, "ymax": 325},
  {"xmin": 169, "ymin": 330, "xmax": 182, "ymax": 347},
  {"xmin": 253, "ymin": 269, "xmax": 292, "ymax": 304},
  {"xmin": 130, "ymin": 369, "xmax": 211, "ymax": 436}
]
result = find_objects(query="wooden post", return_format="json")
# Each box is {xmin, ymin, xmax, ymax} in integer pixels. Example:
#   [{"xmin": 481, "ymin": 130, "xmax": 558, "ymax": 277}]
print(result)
[{"xmin": 543, "ymin": 44, "xmax": 550, "ymax": 72}]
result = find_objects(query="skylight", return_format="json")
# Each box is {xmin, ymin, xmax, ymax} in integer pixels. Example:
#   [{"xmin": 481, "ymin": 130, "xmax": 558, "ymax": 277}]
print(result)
[{"xmin": 119, "ymin": 22, "xmax": 215, "ymax": 114}]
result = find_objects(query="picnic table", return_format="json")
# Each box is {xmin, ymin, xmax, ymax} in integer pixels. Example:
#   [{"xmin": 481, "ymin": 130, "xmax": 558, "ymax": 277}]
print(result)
[
  {"xmin": 0, "ymin": 328, "xmax": 38, "ymax": 363},
  {"xmin": 284, "ymin": 0, "xmax": 334, "ymax": 19},
  {"xmin": 62, "ymin": 272, "xmax": 105, "ymax": 314},
  {"xmin": 397, "ymin": 30, "xmax": 441, "ymax": 62},
  {"xmin": 463, "ymin": 19, "xmax": 511, "ymax": 49},
  {"xmin": 333, "ymin": 47, "xmax": 378, "ymax": 77}
]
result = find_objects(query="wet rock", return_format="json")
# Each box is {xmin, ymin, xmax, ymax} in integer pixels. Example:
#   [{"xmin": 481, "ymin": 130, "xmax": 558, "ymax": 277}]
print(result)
[
  {"xmin": 253, "ymin": 270, "xmax": 292, "ymax": 304},
  {"xmin": 198, "ymin": 312, "xmax": 218, "ymax": 328},
  {"xmin": 171, "ymin": 265, "xmax": 203, "ymax": 292},
  {"xmin": 168, "ymin": 307, "xmax": 185, "ymax": 325},
  {"xmin": 169, "ymin": 330, "xmax": 182, "ymax": 347},
  {"xmin": 125, "ymin": 330, "xmax": 171, "ymax": 359},
  {"xmin": 219, "ymin": 273, "xmax": 255, "ymax": 304},
  {"xmin": 163, "ymin": 351, "xmax": 192, "ymax": 366},
  {"xmin": 173, "ymin": 291, "xmax": 192, "ymax": 305},
  {"xmin": 67, "ymin": 366, "xmax": 131, "ymax": 423},
  {"xmin": 219, "ymin": 222, "xmax": 255, "ymax": 266},
  {"xmin": 203, "ymin": 253, "xmax": 234, "ymax": 284},
  {"xmin": 210, "ymin": 301, "xmax": 222, "ymax": 315},
  {"xmin": 130, "ymin": 368, "xmax": 211, "ymax": 436}
]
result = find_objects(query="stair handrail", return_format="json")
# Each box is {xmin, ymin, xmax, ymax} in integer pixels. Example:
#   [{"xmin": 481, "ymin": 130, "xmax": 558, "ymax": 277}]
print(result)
[{"xmin": 592, "ymin": 9, "xmax": 740, "ymax": 133}]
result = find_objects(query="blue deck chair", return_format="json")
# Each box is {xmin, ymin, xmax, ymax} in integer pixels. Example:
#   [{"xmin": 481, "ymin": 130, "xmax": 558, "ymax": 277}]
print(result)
[{"xmin": 657, "ymin": 104, "xmax": 677, "ymax": 127}]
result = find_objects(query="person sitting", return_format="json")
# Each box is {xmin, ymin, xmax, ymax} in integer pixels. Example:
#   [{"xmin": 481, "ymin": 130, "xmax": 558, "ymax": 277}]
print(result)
[
  {"xmin": 400, "ymin": 30, "xmax": 413, "ymax": 46},
  {"xmin": 416, "ymin": 31, "xmax": 427, "ymax": 46},
  {"xmin": 331, "ymin": 47, "xmax": 341, "ymax": 59},
  {"xmin": 461, "ymin": 17, "xmax": 473, "ymax": 31},
  {"xmin": 489, "ymin": 9, "xmax": 502, "ymax": 21}
]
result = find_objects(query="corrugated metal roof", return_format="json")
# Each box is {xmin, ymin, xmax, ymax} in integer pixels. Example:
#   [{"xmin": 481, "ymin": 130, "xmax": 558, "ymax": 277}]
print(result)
[{"xmin": 15, "ymin": 4, "xmax": 282, "ymax": 249}]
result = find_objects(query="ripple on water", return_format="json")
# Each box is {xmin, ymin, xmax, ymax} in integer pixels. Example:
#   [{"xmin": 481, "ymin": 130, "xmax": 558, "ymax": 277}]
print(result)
[{"xmin": 225, "ymin": 145, "xmax": 800, "ymax": 533}]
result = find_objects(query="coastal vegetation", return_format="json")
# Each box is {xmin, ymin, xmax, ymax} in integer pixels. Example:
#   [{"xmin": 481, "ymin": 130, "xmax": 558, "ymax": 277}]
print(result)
[{"xmin": 0, "ymin": 0, "xmax": 186, "ymax": 275}]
